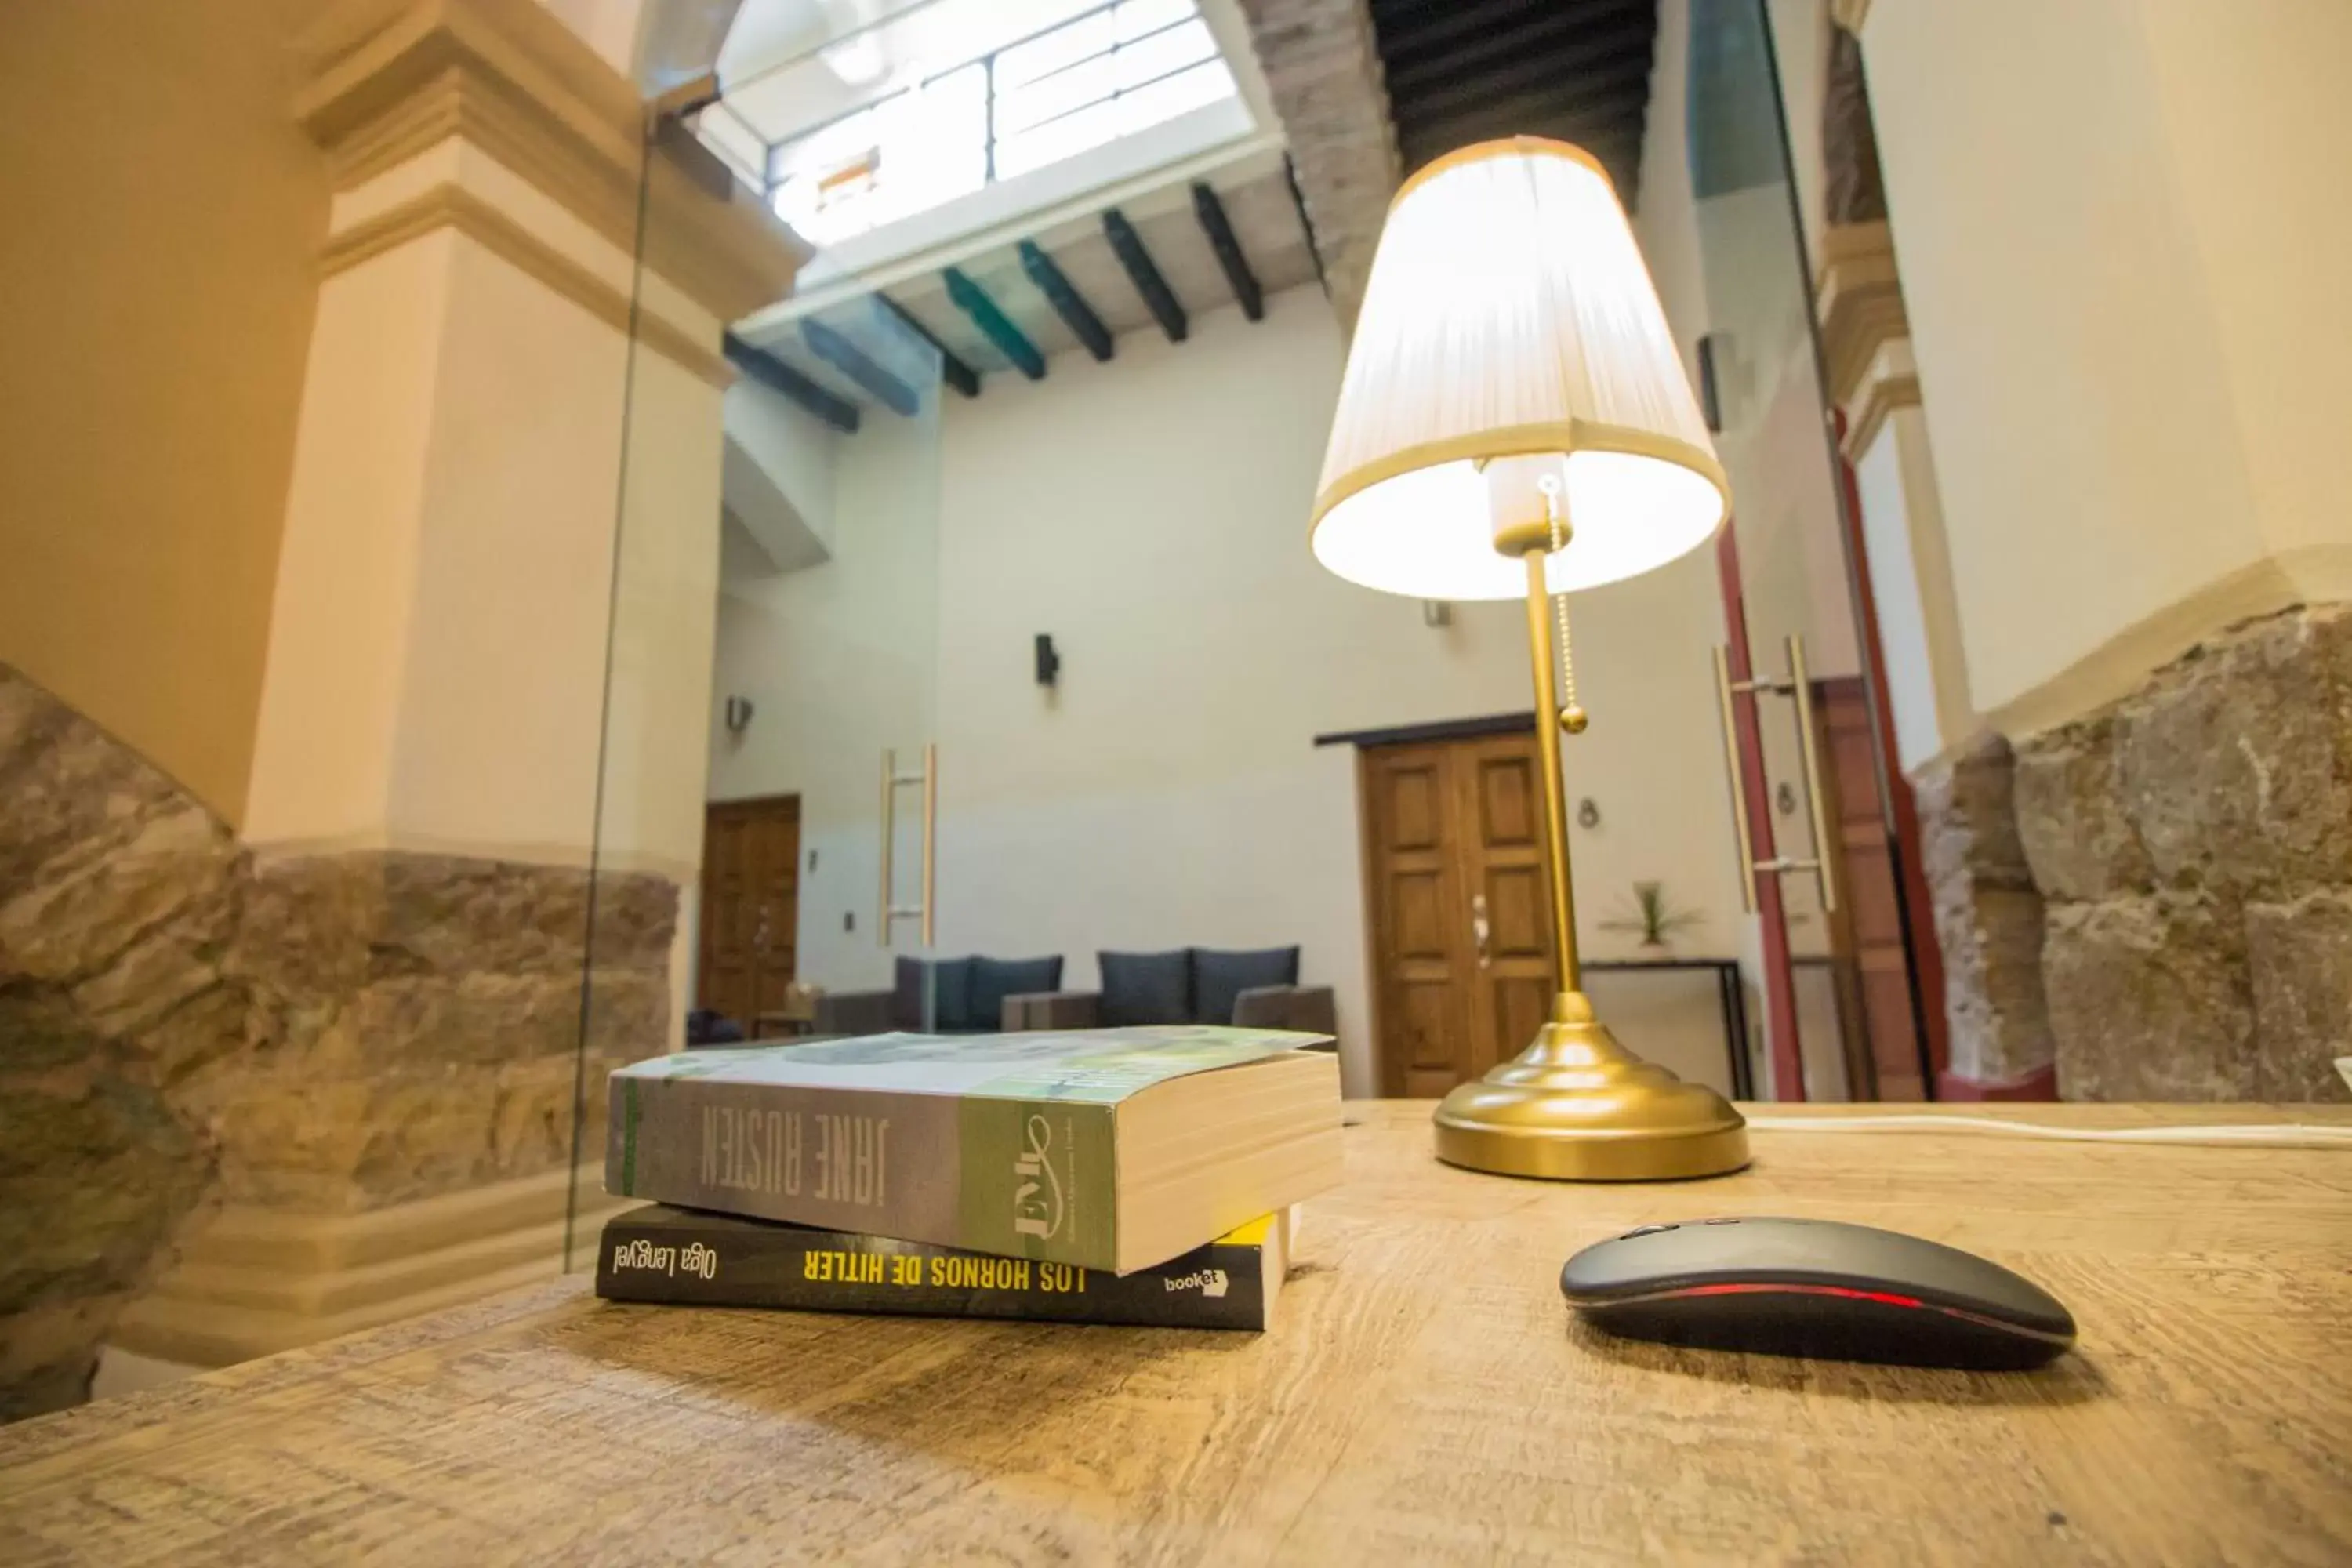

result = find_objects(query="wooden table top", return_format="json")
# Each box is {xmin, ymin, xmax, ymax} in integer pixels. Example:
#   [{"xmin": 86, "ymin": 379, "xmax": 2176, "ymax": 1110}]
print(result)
[{"xmin": 4, "ymin": 1102, "xmax": 2348, "ymax": 1565}]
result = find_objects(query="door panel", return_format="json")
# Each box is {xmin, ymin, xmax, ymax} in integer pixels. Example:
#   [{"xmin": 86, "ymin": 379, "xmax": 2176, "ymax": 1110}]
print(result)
[
  {"xmin": 1364, "ymin": 731, "xmax": 1570, "ymax": 1094},
  {"xmin": 1813, "ymin": 679, "xmax": 1926, "ymax": 1100},
  {"xmin": 699, "ymin": 797, "xmax": 801, "ymax": 1030},
  {"xmin": 1363, "ymin": 744, "xmax": 1478, "ymax": 1096},
  {"xmin": 699, "ymin": 811, "xmax": 755, "ymax": 1025},
  {"xmin": 1456, "ymin": 735, "xmax": 1557, "ymax": 1077},
  {"xmin": 747, "ymin": 800, "xmax": 800, "ymax": 1019}
]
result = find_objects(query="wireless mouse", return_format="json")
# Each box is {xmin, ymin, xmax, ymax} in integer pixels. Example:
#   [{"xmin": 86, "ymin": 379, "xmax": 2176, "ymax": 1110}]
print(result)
[{"xmin": 1559, "ymin": 1216, "xmax": 2075, "ymax": 1370}]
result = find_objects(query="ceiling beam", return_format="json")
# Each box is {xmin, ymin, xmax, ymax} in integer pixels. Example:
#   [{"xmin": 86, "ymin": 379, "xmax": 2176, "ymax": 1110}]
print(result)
[
  {"xmin": 1192, "ymin": 181, "xmax": 1262, "ymax": 322},
  {"xmin": 723, "ymin": 332, "xmax": 859, "ymax": 434},
  {"xmin": 1375, "ymin": 0, "xmax": 1636, "ymax": 70},
  {"xmin": 1102, "ymin": 208, "xmax": 1188, "ymax": 343},
  {"xmin": 1382, "ymin": 4, "xmax": 1653, "ymax": 95},
  {"xmin": 800, "ymin": 318, "xmax": 921, "ymax": 418},
  {"xmin": 944, "ymin": 266, "xmax": 1046, "ymax": 380},
  {"xmin": 1283, "ymin": 154, "xmax": 1330, "ymax": 300},
  {"xmin": 1018, "ymin": 240, "xmax": 1114, "ymax": 363},
  {"xmin": 1397, "ymin": 62, "xmax": 1654, "ymax": 141},
  {"xmin": 1404, "ymin": 124, "xmax": 1644, "ymax": 190},
  {"xmin": 1402, "ymin": 87, "xmax": 1653, "ymax": 170},
  {"xmin": 879, "ymin": 295, "xmax": 982, "ymax": 398}
]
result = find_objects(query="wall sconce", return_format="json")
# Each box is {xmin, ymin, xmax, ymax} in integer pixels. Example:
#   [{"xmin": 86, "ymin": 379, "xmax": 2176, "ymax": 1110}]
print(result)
[
  {"xmin": 1035, "ymin": 633, "xmax": 1061, "ymax": 688},
  {"xmin": 723, "ymin": 695, "xmax": 755, "ymax": 735}
]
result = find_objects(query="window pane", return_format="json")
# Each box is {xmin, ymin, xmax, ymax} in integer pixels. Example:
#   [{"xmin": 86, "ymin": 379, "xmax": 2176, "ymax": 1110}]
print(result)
[
  {"xmin": 1114, "ymin": 16, "xmax": 1214, "ymax": 90},
  {"xmin": 995, "ymin": 98, "xmax": 1120, "ymax": 179},
  {"xmin": 996, "ymin": 11, "xmax": 1113, "ymax": 89},
  {"xmin": 1114, "ymin": 58, "xmax": 1234, "ymax": 136},
  {"xmin": 995, "ymin": 56, "xmax": 1114, "ymax": 136},
  {"xmin": 1113, "ymin": 0, "xmax": 1195, "ymax": 43}
]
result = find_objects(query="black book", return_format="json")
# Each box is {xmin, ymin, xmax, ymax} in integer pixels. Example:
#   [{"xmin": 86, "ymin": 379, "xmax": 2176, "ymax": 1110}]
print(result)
[{"xmin": 595, "ymin": 1204, "xmax": 1290, "ymax": 1330}]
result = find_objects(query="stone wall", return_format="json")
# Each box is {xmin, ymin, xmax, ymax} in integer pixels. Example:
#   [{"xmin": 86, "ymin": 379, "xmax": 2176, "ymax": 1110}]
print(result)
[
  {"xmin": 1911, "ymin": 735, "xmax": 2055, "ymax": 1088},
  {"xmin": 0, "ymin": 664, "xmax": 673, "ymax": 1418},
  {"xmin": 1913, "ymin": 607, "xmax": 2352, "ymax": 1102},
  {"xmin": 2014, "ymin": 604, "xmax": 2352, "ymax": 1100},
  {"xmin": 1236, "ymin": 0, "xmax": 1399, "ymax": 328}
]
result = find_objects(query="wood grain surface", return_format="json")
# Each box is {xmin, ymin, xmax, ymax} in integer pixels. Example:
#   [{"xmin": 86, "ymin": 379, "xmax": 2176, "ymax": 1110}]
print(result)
[{"xmin": 2, "ymin": 1102, "xmax": 2347, "ymax": 1565}]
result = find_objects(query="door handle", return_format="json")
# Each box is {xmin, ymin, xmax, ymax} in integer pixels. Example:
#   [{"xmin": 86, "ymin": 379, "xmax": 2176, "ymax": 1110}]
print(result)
[
  {"xmin": 1783, "ymin": 634, "xmax": 1838, "ymax": 914},
  {"xmin": 877, "ymin": 745, "xmax": 938, "ymax": 947},
  {"xmin": 1471, "ymin": 892, "xmax": 1491, "ymax": 971},
  {"xmin": 1711, "ymin": 635, "xmax": 1838, "ymax": 914},
  {"xmin": 1711, "ymin": 645, "xmax": 1761, "ymax": 913}
]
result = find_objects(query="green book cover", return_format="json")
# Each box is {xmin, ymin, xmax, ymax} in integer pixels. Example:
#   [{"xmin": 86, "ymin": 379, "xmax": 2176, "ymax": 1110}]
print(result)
[{"xmin": 604, "ymin": 1025, "xmax": 1330, "ymax": 1272}]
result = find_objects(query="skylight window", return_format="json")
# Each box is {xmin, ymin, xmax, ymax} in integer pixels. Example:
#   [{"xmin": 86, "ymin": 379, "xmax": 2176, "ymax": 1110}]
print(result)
[{"xmin": 707, "ymin": 0, "xmax": 1240, "ymax": 250}]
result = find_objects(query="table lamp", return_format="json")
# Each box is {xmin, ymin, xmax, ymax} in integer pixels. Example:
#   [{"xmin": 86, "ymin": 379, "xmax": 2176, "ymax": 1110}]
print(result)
[{"xmin": 1311, "ymin": 137, "xmax": 1750, "ymax": 1181}]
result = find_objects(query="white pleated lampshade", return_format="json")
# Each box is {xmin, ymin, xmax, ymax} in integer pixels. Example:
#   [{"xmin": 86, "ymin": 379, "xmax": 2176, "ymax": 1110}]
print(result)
[{"xmin": 1310, "ymin": 138, "xmax": 1729, "ymax": 601}]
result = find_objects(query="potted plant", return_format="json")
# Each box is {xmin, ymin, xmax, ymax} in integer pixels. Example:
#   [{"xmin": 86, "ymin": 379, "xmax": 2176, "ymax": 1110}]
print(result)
[{"xmin": 1600, "ymin": 881, "xmax": 1701, "ymax": 951}]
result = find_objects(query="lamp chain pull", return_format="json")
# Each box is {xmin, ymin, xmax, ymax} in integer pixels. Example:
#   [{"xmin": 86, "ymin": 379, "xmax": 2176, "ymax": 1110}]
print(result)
[{"xmin": 1544, "ymin": 481, "xmax": 1588, "ymax": 735}]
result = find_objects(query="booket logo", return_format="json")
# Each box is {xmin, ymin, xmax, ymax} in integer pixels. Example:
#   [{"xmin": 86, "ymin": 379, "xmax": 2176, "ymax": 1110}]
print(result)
[
  {"xmin": 1011, "ymin": 1115, "xmax": 1065, "ymax": 1240},
  {"xmin": 1163, "ymin": 1269, "xmax": 1229, "ymax": 1298}
]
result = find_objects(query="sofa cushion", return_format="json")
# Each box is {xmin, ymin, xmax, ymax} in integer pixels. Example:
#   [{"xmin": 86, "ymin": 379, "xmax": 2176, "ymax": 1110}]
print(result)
[
  {"xmin": 1192, "ymin": 946, "xmax": 1300, "ymax": 1025},
  {"xmin": 895, "ymin": 955, "xmax": 975, "ymax": 1031},
  {"xmin": 1098, "ymin": 949, "xmax": 1191, "ymax": 1026},
  {"xmin": 970, "ymin": 955, "xmax": 1063, "ymax": 1031}
]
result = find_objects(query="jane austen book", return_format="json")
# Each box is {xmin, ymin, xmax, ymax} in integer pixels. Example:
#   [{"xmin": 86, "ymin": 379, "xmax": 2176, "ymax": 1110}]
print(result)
[
  {"xmin": 604, "ymin": 1026, "xmax": 1340, "ymax": 1274},
  {"xmin": 595, "ymin": 1205, "xmax": 1294, "ymax": 1331}
]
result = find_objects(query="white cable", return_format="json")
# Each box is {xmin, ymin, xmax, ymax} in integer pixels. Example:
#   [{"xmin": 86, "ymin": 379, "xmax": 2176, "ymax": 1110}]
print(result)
[{"xmin": 1744, "ymin": 1113, "xmax": 2352, "ymax": 1150}]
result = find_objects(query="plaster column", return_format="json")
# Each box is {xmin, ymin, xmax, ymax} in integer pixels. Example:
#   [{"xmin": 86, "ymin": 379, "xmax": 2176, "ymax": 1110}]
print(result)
[
  {"xmin": 1810, "ymin": 20, "xmax": 2048, "ymax": 1098},
  {"xmin": 1853, "ymin": 0, "xmax": 2352, "ymax": 1100},
  {"xmin": 106, "ymin": 0, "xmax": 803, "ymax": 1371}
]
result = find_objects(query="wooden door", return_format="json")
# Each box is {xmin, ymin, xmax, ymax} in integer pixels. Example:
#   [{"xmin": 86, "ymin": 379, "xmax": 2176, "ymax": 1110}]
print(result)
[
  {"xmin": 698, "ymin": 796, "xmax": 800, "ymax": 1029},
  {"xmin": 1812, "ymin": 680, "xmax": 1928, "ymax": 1100},
  {"xmin": 1361, "ymin": 731, "xmax": 1559, "ymax": 1097},
  {"xmin": 1454, "ymin": 734, "xmax": 1559, "ymax": 1077},
  {"xmin": 1361, "ymin": 743, "xmax": 1478, "ymax": 1097}
]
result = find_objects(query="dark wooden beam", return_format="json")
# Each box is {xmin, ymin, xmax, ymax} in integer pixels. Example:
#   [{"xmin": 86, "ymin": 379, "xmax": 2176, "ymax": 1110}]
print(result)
[
  {"xmin": 944, "ymin": 266, "xmax": 1046, "ymax": 380},
  {"xmin": 800, "ymin": 318, "xmax": 921, "ymax": 418},
  {"xmin": 1378, "ymin": 0, "xmax": 1650, "ymax": 78},
  {"xmin": 1191, "ymin": 181, "xmax": 1262, "ymax": 321},
  {"xmin": 1382, "ymin": 4, "xmax": 1652, "ymax": 95},
  {"xmin": 1399, "ymin": 64, "xmax": 1653, "ymax": 140},
  {"xmin": 1403, "ymin": 122, "xmax": 1643, "ymax": 179},
  {"xmin": 1282, "ymin": 154, "xmax": 1329, "ymax": 299},
  {"xmin": 722, "ymin": 331, "xmax": 858, "ymax": 434},
  {"xmin": 878, "ymin": 295, "xmax": 982, "ymax": 398},
  {"xmin": 1101, "ymin": 209, "xmax": 1187, "ymax": 343},
  {"xmin": 1018, "ymin": 239, "xmax": 1113, "ymax": 362}
]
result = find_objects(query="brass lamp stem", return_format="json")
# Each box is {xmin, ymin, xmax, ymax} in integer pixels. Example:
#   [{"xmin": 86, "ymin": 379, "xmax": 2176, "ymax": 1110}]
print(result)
[
  {"xmin": 1429, "ymin": 536, "xmax": 1750, "ymax": 1182},
  {"xmin": 1521, "ymin": 546, "xmax": 1581, "ymax": 996}
]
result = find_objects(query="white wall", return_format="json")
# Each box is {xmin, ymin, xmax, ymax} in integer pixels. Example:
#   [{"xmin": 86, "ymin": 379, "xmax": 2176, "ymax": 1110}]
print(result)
[
  {"xmin": 1859, "ymin": 0, "xmax": 2352, "ymax": 732},
  {"xmin": 708, "ymin": 396, "xmax": 944, "ymax": 995},
  {"xmin": 702, "ymin": 281, "xmax": 1751, "ymax": 1094},
  {"xmin": 960, "ymin": 287, "xmax": 1759, "ymax": 1092},
  {"xmin": 723, "ymin": 375, "xmax": 839, "ymax": 572}
]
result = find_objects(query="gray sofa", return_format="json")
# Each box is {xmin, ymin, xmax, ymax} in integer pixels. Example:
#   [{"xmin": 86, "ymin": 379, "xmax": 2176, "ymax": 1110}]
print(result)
[
  {"xmin": 815, "ymin": 946, "xmax": 1338, "ymax": 1049},
  {"xmin": 1001, "ymin": 946, "xmax": 1338, "ymax": 1050},
  {"xmin": 811, "ymin": 953, "xmax": 1062, "ymax": 1036}
]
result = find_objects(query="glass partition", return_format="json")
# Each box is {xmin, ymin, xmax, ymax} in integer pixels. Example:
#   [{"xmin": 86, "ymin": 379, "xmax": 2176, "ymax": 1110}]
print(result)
[
  {"xmin": 569, "ymin": 0, "xmax": 1944, "ymax": 1273},
  {"xmin": 568, "ymin": 108, "xmax": 948, "ymax": 1267},
  {"xmin": 1683, "ymin": 0, "xmax": 1934, "ymax": 1099}
]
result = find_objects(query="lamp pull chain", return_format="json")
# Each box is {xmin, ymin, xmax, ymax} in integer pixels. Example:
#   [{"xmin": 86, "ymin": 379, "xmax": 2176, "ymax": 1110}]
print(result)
[{"xmin": 1541, "ymin": 477, "xmax": 1589, "ymax": 735}]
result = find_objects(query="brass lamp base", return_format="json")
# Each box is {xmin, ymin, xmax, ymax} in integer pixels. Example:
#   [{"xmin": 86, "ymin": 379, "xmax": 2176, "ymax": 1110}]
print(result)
[{"xmin": 1434, "ymin": 991, "xmax": 1750, "ymax": 1181}]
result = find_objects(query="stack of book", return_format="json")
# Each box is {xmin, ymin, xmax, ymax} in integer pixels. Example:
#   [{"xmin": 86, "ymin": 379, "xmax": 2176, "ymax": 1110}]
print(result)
[{"xmin": 595, "ymin": 1025, "xmax": 1343, "ymax": 1330}]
